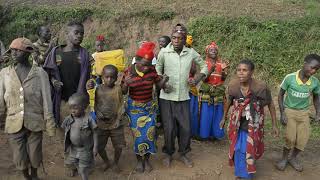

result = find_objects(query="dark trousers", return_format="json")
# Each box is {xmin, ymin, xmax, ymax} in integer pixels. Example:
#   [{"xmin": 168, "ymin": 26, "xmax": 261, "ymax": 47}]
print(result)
[
  {"xmin": 160, "ymin": 99, "xmax": 191, "ymax": 156},
  {"xmin": 8, "ymin": 128, "xmax": 43, "ymax": 170}
]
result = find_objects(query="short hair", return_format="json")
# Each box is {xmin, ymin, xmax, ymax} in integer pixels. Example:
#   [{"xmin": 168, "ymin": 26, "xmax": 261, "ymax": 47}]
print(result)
[
  {"xmin": 304, "ymin": 54, "xmax": 320, "ymax": 64},
  {"xmin": 36, "ymin": 25, "xmax": 48, "ymax": 36},
  {"xmin": 102, "ymin": 64, "xmax": 118, "ymax": 77},
  {"xmin": 238, "ymin": 59, "xmax": 255, "ymax": 71},
  {"xmin": 68, "ymin": 92, "xmax": 89, "ymax": 107},
  {"xmin": 172, "ymin": 23, "xmax": 188, "ymax": 37},
  {"xmin": 67, "ymin": 20, "xmax": 84, "ymax": 29},
  {"xmin": 159, "ymin": 36, "xmax": 171, "ymax": 44}
]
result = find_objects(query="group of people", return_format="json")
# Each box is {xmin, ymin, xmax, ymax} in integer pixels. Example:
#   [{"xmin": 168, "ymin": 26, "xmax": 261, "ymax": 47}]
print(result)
[{"xmin": 0, "ymin": 20, "xmax": 320, "ymax": 180}]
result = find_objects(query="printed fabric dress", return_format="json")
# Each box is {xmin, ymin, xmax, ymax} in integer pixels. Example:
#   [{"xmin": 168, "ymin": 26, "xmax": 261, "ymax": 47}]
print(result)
[{"xmin": 124, "ymin": 65, "xmax": 160, "ymax": 155}]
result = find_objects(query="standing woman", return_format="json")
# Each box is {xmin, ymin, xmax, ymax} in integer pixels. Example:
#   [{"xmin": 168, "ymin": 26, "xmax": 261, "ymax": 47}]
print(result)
[
  {"xmin": 122, "ymin": 42, "xmax": 168, "ymax": 173},
  {"xmin": 220, "ymin": 59, "xmax": 279, "ymax": 179},
  {"xmin": 199, "ymin": 42, "xmax": 227, "ymax": 139}
]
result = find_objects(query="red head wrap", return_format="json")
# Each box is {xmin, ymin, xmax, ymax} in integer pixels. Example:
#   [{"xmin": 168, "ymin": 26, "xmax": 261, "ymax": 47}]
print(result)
[
  {"xmin": 205, "ymin": 41, "xmax": 219, "ymax": 54},
  {"xmin": 136, "ymin": 42, "xmax": 156, "ymax": 61},
  {"xmin": 96, "ymin": 35, "xmax": 105, "ymax": 42}
]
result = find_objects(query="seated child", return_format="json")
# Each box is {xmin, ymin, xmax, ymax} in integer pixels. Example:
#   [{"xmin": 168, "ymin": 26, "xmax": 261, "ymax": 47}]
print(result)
[
  {"xmin": 61, "ymin": 93, "xmax": 98, "ymax": 180},
  {"xmin": 94, "ymin": 65, "xmax": 126, "ymax": 172}
]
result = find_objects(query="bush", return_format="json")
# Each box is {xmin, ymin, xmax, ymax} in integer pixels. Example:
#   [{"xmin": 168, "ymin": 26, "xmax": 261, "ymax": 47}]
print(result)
[{"xmin": 188, "ymin": 16, "xmax": 320, "ymax": 84}]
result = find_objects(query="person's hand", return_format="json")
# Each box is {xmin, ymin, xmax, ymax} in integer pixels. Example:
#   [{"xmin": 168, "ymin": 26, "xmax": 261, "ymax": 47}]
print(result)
[
  {"xmin": 162, "ymin": 74, "xmax": 169, "ymax": 83},
  {"xmin": 280, "ymin": 112, "xmax": 287, "ymax": 126},
  {"xmin": 315, "ymin": 113, "xmax": 320, "ymax": 122},
  {"xmin": 93, "ymin": 146, "xmax": 98, "ymax": 157},
  {"xmin": 272, "ymin": 126, "xmax": 280, "ymax": 137},
  {"xmin": 188, "ymin": 77, "xmax": 197, "ymax": 86},
  {"xmin": 124, "ymin": 74, "xmax": 134, "ymax": 86},
  {"xmin": 222, "ymin": 60, "xmax": 230, "ymax": 70},
  {"xmin": 219, "ymin": 116, "xmax": 227, "ymax": 129},
  {"xmin": 163, "ymin": 83, "xmax": 173, "ymax": 93},
  {"xmin": 86, "ymin": 79, "xmax": 95, "ymax": 90},
  {"xmin": 52, "ymin": 79, "xmax": 63, "ymax": 91}
]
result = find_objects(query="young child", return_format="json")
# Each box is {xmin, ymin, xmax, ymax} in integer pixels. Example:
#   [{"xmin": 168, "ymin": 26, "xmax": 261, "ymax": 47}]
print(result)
[
  {"xmin": 93, "ymin": 65, "xmax": 126, "ymax": 172},
  {"xmin": 0, "ymin": 38, "xmax": 56, "ymax": 180},
  {"xmin": 276, "ymin": 54, "xmax": 320, "ymax": 172},
  {"xmin": 199, "ymin": 42, "xmax": 228, "ymax": 139},
  {"xmin": 61, "ymin": 92, "xmax": 98, "ymax": 180},
  {"xmin": 123, "ymin": 42, "xmax": 168, "ymax": 173},
  {"xmin": 220, "ymin": 59, "xmax": 279, "ymax": 179},
  {"xmin": 157, "ymin": 36, "xmax": 171, "ymax": 50}
]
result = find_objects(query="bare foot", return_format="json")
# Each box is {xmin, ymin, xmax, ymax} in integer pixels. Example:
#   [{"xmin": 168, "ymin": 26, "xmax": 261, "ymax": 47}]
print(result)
[
  {"xmin": 103, "ymin": 161, "xmax": 111, "ymax": 171},
  {"xmin": 135, "ymin": 160, "xmax": 144, "ymax": 173},
  {"xmin": 65, "ymin": 168, "xmax": 77, "ymax": 177},
  {"xmin": 179, "ymin": 155, "xmax": 193, "ymax": 168},
  {"xmin": 162, "ymin": 155, "xmax": 172, "ymax": 168},
  {"xmin": 144, "ymin": 160, "xmax": 153, "ymax": 173},
  {"xmin": 111, "ymin": 163, "xmax": 121, "ymax": 173}
]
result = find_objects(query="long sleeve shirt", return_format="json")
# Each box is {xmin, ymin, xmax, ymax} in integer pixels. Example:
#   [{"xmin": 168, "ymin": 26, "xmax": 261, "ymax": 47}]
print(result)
[
  {"xmin": 156, "ymin": 43, "xmax": 208, "ymax": 101},
  {"xmin": 0, "ymin": 65, "xmax": 55, "ymax": 135}
]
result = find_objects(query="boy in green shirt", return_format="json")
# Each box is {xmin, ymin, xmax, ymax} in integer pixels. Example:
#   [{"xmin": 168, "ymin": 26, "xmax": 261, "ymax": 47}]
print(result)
[{"xmin": 276, "ymin": 54, "xmax": 320, "ymax": 172}]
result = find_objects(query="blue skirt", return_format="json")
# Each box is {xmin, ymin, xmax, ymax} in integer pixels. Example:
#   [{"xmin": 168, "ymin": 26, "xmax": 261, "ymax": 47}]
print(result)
[
  {"xmin": 126, "ymin": 98, "xmax": 157, "ymax": 155},
  {"xmin": 199, "ymin": 102, "xmax": 225, "ymax": 139},
  {"xmin": 234, "ymin": 130, "xmax": 253, "ymax": 179},
  {"xmin": 190, "ymin": 93, "xmax": 199, "ymax": 136}
]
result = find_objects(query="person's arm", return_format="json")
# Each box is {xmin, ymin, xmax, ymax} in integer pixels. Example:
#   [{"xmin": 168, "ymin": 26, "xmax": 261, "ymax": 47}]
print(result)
[
  {"xmin": 90, "ymin": 118, "xmax": 98, "ymax": 157},
  {"xmin": 278, "ymin": 88, "xmax": 287, "ymax": 126},
  {"xmin": 219, "ymin": 87, "xmax": 232, "ymax": 129},
  {"xmin": 313, "ymin": 93, "xmax": 320, "ymax": 122},
  {"xmin": 268, "ymin": 100, "xmax": 279, "ymax": 137},
  {"xmin": 155, "ymin": 49, "xmax": 164, "ymax": 76},
  {"xmin": 0, "ymin": 70, "xmax": 6, "ymax": 129},
  {"xmin": 191, "ymin": 50, "xmax": 208, "ymax": 85},
  {"xmin": 40, "ymin": 69, "xmax": 56, "ymax": 134}
]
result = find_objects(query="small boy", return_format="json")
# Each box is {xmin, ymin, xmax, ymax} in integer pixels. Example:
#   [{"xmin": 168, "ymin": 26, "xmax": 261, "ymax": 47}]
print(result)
[
  {"xmin": 61, "ymin": 92, "xmax": 98, "ymax": 180},
  {"xmin": 93, "ymin": 65, "xmax": 126, "ymax": 172},
  {"xmin": 276, "ymin": 54, "xmax": 320, "ymax": 172}
]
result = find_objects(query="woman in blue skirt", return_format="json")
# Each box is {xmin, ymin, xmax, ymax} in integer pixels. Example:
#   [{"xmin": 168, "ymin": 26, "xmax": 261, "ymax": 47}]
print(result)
[{"xmin": 199, "ymin": 42, "xmax": 228, "ymax": 139}]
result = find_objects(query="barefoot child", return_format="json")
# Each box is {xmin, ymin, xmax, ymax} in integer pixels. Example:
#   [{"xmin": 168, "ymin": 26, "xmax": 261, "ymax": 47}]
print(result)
[
  {"xmin": 93, "ymin": 65, "xmax": 126, "ymax": 172},
  {"xmin": 220, "ymin": 59, "xmax": 279, "ymax": 179},
  {"xmin": 276, "ymin": 54, "xmax": 320, "ymax": 172},
  {"xmin": 61, "ymin": 93, "xmax": 98, "ymax": 180},
  {"xmin": 0, "ymin": 38, "xmax": 56, "ymax": 180},
  {"xmin": 123, "ymin": 42, "xmax": 169, "ymax": 173}
]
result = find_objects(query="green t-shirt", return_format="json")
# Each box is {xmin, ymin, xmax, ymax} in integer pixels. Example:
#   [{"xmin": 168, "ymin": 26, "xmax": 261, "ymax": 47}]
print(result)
[{"xmin": 280, "ymin": 70, "xmax": 320, "ymax": 110}]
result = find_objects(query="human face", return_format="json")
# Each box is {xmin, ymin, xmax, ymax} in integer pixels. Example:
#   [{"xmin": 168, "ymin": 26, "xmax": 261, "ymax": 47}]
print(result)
[
  {"xmin": 11, "ymin": 48, "xmax": 30, "ymax": 63},
  {"xmin": 171, "ymin": 32, "xmax": 185, "ymax": 52},
  {"xmin": 303, "ymin": 60, "xmax": 320, "ymax": 78},
  {"xmin": 207, "ymin": 47, "xmax": 218, "ymax": 60},
  {"xmin": 236, "ymin": 63, "xmax": 253, "ymax": 83},
  {"xmin": 67, "ymin": 25, "xmax": 84, "ymax": 46},
  {"xmin": 95, "ymin": 40, "xmax": 105, "ymax": 52},
  {"xmin": 158, "ymin": 37, "xmax": 169, "ymax": 49},
  {"xmin": 69, "ymin": 103, "xmax": 85, "ymax": 118},
  {"xmin": 39, "ymin": 26, "xmax": 51, "ymax": 42},
  {"xmin": 102, "ymin": 68, "xmax": 117, "ymax": 87},
  {"xmin": 136, "ymin": 58, "xmax": 152, "ymax": 73}
]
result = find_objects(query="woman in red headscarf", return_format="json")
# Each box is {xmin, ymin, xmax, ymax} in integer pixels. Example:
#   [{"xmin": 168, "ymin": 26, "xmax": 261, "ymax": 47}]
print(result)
[
  {"xmin": 122, "ymin": 42, "xmax": 169, "ymax": 173},
  {"xmin": 199, "ymin": 42, "xmax": 228, "ymax": 139}
]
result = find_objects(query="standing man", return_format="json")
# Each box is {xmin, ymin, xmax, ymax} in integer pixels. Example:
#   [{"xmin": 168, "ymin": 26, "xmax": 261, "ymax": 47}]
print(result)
[
  {"xmin": 44, "ymin": 21, "xmax": 91, "ymax": 126},
  {"xmin": 33, "ymin": 26, "xmax": 57, "ymax": 66},
  {"xmin": 156, "ymin": 24, "xmax": 208, "ymax": 168}
]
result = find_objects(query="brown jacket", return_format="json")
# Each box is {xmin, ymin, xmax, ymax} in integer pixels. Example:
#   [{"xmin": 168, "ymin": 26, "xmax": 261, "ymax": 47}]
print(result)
[{"xmin": 0, "ymin": 65, "xmax": 55, "ymax": 135}]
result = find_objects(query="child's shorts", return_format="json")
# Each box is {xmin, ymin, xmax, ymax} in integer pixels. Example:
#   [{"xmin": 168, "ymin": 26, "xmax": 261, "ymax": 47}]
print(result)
[
  {"xmin": 65, "ymin": 146, "xmax": 94, "ymax": 169},
  {"xmin": 97, "ymin": 126, "xmax": 126, "ymax": 150},
  {"xmin": 284, "ymin": 108, "xmax": 310, "ymax": 151}
]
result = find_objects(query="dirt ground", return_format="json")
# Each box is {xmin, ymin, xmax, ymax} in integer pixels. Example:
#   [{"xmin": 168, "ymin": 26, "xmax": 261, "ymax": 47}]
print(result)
[{"xmin": 0, "ymin": 126, "xmax": 319, "ymax": 180}]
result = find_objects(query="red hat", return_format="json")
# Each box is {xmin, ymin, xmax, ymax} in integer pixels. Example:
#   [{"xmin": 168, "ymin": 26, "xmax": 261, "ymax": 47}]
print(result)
[
  {"xmin": 136, "ymin": 42, "xmax": 155, "ymax": 61},
  {"xmin": 96, "ymin": 35, "xmax": 105, "ymax": 41},
  {"xmin": 206, "ymin": 41, "xmax": 219, "ymax": 53}
]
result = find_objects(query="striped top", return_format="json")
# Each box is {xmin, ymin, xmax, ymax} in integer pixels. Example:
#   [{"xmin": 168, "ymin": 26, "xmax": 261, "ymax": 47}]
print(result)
[{"xmin": 123, "ymin": 65, "xmax": 161, "ymax": 103}]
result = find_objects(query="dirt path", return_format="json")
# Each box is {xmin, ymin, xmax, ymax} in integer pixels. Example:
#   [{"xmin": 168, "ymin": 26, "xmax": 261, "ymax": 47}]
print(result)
[{"xmin": 0, "ymin": 127, "xmax": 319, "ymax": 180}]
